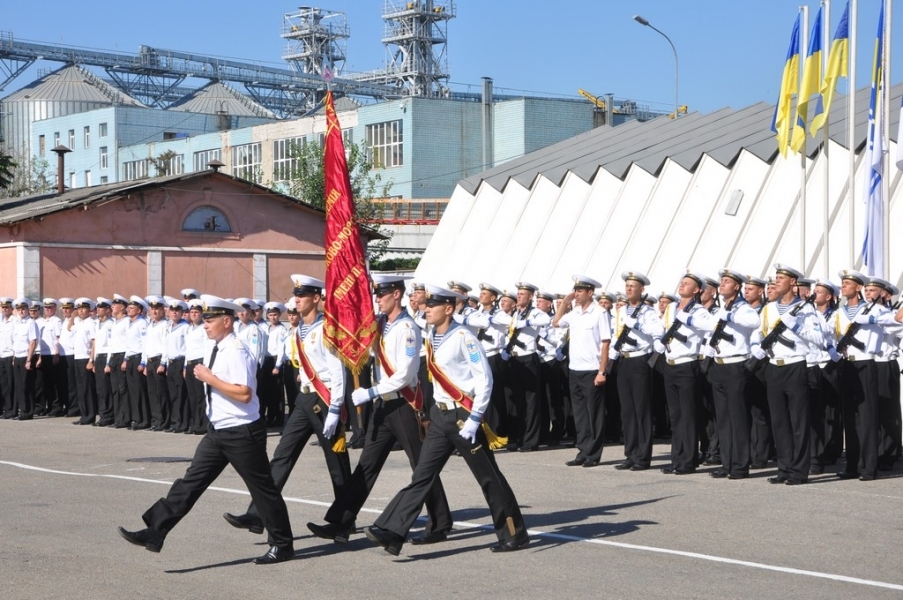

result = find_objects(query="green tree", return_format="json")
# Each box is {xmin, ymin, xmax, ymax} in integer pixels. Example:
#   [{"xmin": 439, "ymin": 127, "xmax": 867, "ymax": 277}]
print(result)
[
  {"xmin": 273, "ymin": 139, "xmax": 393, "ymax": 260},
  {"xmin": 0, "ymin": 149, "xmax": 15, "ymax": 190},
  {"xmin": 0, "ymin": 144, "xmax": 53, "ymax": 198}
]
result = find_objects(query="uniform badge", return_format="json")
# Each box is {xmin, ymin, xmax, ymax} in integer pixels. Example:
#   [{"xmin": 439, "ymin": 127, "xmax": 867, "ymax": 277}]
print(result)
[
  {"xmin": 405, "ymin": 332, "xmax": 416, "ymax": 357},
  {"xmin": 465, "ymin": 339, "xmax": 480, "ymax": 363}
]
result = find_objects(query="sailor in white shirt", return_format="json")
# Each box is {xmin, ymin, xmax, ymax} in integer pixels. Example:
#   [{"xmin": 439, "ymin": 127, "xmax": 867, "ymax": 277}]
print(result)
[
  {"xmin": 91, "ymin": 297, "xmax": 115, "ymax": 426},
  {"xmin": 161, "ymin": 298, "xmax": 190, "ymax": 433},
  {"xmin": 142, "ymin": 295, "xmax": 171, "ymax": 431},
  {"xmin": 0, "ymin": 297, "xmax": 17, "ymax": 419},
  {"xmin": 119, "ymin": 295, "xmax": 295, "ymax": 565},
  {"xmin": 448, "ymin": 280, "xmax": 477, "ymax": 332},
  {"xmin": 750, "ymin": 264, "xmax": 824, "ymax": 485},
  {"xmin": 260, "ymin": 301, "xmax": 288, "ymax": 427},
  {"xmin": 365, "ymin": 284, "xmax": 529, "ymax": 556},
  {"xmin": 223, "ymin": 275, "xmax": 351, "ymax": 537},
  {"xmin": 69, "ymin": 297, "xmax": 98, "ymax": 424},
  {"xmin": 105, "ymin": 295, "xmax": 131, "ymax": 428},
  {"xmin": 56, "ymin": 297, "xmax": 78, "ymax": 417},
  {"xmin": 280, "ymin": 299, "xmax": 301, "ymax": 417},
  {"xmin": 183, "ymin": 299, "xmax": 210, "ymax": 434},
  {"xmin": 10, "ymin": 298, "xmax": 39, "ymax": 419},
  {"xmin": 35, "ymin": 298, "xmax": 63, "ymax": 416},
  {"xmin": 407, "ymin": 282, "xmax": 433, "ymax": 412},
  {"xmin": 553, "ymin": 275, "xmax": 611, "ymax": 468},
  {"xmin": 234, "ymin": 299, "xmax": 265, "ymax": 369},
  {"xmin": 124, "ymin": 296, "xmax": 150, "ymax": 430},
  {"xmin": 611, "ymin": 271, "xmax": 665, "ymax": 471},
  {"xmin": 868, "ymin": 278, "xmax": 902, "ymax": 471},
  {"xmin": 535, "ymin": 290, "xmax": 567, "ymax": 445}
]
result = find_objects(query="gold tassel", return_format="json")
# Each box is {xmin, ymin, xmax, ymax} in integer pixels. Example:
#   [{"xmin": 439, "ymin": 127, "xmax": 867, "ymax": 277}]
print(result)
[
  {"xmin": 332, "ymin": 423, "xmax": 347, "ymax": 453},
  {"xmin": 482, "ymin": 423, "xmax": 508, "ymax": 450}
]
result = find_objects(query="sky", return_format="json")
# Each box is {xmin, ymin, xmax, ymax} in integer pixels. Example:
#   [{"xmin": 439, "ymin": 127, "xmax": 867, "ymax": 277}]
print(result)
[{"xmin": 2, "ymin": 0, "xmax": 900, "ymax": 115}]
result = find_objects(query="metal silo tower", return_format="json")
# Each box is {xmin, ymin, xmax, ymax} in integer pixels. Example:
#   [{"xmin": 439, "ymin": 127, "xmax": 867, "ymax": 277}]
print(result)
[
  {"xmin": 381, "ymin": 0, "xmax": 455, "ymax": 98},
  {"xmin": 281, "ymin": 6, "xmax": 350, "ymax": 77}
]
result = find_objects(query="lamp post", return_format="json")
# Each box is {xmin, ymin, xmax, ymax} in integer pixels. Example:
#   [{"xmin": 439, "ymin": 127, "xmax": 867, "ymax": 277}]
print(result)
[{"xmin": 633, "ymin": 14, "xmax": 679, "ymax": 119}]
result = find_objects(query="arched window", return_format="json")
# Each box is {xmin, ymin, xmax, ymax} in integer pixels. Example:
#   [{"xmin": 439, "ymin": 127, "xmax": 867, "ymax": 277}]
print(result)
[{"xmin": 182, "ymin": 206, "xmax": 232, "ymax": 232}]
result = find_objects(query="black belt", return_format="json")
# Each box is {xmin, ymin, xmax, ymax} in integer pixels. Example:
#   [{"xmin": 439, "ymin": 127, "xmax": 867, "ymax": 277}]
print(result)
[{"xmin": 187, "ymin": 358, "xmax": 203, "ymax": 365}]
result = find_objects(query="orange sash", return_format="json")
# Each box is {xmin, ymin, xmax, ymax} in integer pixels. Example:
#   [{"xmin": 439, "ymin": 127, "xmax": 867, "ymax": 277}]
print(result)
[
  {"xmin": 375, "ymin": 327, "xmax": 423, "ymax": 411},
  {"xmin": 295, "ymin": 329, "xmax": 346, "ymax": 421},
  {"xmin": 425, "ymin": 340, "xmax": 474, "ymax": 412}
]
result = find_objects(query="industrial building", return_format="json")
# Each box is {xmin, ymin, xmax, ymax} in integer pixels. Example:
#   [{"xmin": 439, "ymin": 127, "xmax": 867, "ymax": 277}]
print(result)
[{"xmin": 415, "ymin": 85, "xmax": 903, "ymax": 293}]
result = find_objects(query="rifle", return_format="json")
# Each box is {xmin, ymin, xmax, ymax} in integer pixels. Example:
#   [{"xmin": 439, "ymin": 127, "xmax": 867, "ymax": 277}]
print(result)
[
  {"xmin": 608, "ymin": 295, "xmax": 647, "ymax": 373},
  {"xmin": 745, "ymin": 293, "xmax": 816, "ymax": 372},
  {"xmin": 700, "ymin": 296, "xmax": 738, "ymax": 374},
  {"xmin": 504, "ymin": 305, "xmax": 532, "ymax": 355},
  {"xmin": 661, "ymin": 294, "xmax": 699, "ymax": 352},
  {"xmin": 836, "ymin": 299, "xmax": 879, "ymax": 354}
]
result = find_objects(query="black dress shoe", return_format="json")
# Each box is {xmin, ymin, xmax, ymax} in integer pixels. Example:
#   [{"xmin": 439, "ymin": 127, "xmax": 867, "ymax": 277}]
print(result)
[
  {"xmin": 673, "ymin": 466, "xmax": 695, "ymax": 475},
  {"xmin": 630, "ymin": 464, "xmax": 649, "ymax": 472},
  {"xmin": 728, "ymin": 473, "xmax": 748, "ymax": 480},
  {"xmin": 506, "ymin": 445, "xmax": 519, "ymax": 452},
  {"xmin": 364, "ymin": 526, "xmax": 404, "ymax": 556},
  {"xmin": 809, "ymin": 465, "xmax": 824, "ymax": 475},
  {"xmin": 15, "ymin": 414, "xmax": 33, "ymax": 421},
  {"xmin": 489, "ymin": 536, "xmax": 530, "ymax": 553},
  {"xmin": 113, "ymin": 423, "xmax": 129, "ymax": 429},
  {"xmin": 410, "ymin": 529, "xmax": 449, "ymax": 545},
  {"xmin": 768, "ymin": 475, "xmax": 788, "ymax": 484},
  {"xmin": 749, "ymin": 462, "xmax": 768, "ymax": 470},
  {"xmin": 565, "ymin": 457, "xmax": 586, "ymax": 467},
  {"xmin": 837, "ymin": 471, "xmax": 859, "ymax": 480},
  {"xmin": 859, "ymin": 474, "xmax": 876, "ymax": 481},
  {"xmin": 307, "ymin": 521, "xmax": 355, "ymax": 544},
  {"xmin": 785, "ymin": 478, "xmax": 806, "ymax": 486},
  {"xmin": 614, "ymin": 461, "xmax": 635, "ymax": 471},
  {"xmin": 660, "ymin": 465, "xmax": 675, "ymax": 474},
  {"xmin": 254, "ymin": 545, "xmax": 293, "ymax": 565},
  {"xmin": 72, "ymin": 419, "xmax": 83, "ymax": 425},
  {"xmin": 223, "ymin": 512, "xmax": 264, "ymax": 534},
  {"xmin": 118, "ymin": 526, "xmax": 164, "ymax": 552},
  {"xmin": 709, "ymin": 469, "xmax": 729, "ymax": 479},
  {"xmin": 96, "ymin": 420, "xmax": 114, "ymax": 427},
  {"xmin": 519, "ymin": 446, "xmax": 536, "ymax": 453},
  {"xmin": 703, "ymin": 457, "xmax": 721, "ymax": 466},
  {"xmin": 131, "ymin": 422, "xmax": 150, "ymax": 431},
  {"xmin": 582, "ymin": 460, "xmax": 601, "ymax": 468}
]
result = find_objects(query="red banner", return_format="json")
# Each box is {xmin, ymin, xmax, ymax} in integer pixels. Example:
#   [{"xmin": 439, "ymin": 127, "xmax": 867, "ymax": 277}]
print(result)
[{"xmin": 322, "ymin": 90, "xmax": 377, "ymax": 374}]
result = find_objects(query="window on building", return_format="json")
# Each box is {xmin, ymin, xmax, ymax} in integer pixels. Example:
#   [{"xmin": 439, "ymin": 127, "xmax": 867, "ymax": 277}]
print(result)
[
  {"xmin": 182, "ymin": 206, "xmax": 232, "ymax": 233},
  {"xmin": 100, "ymin": 176, "xmax": 108, "ymax": 184},
  {"xmin": 38, "ymin": 135, "xmax": 46, "ymax": 156},
  {"xmin": 157, "ymin": 154, "xmax": 184, "ymax": 176},
  {"xmin": 85, "ymin": 170, "xmax": 92, "ymax": 187},
  {"xmin": 68, "ymin": 129, "xmax": 75, "ymax": 149},
  {"xmin": 343, "ymin": 129, "xmax": 353, "ymax": 145},
  {"xmin": 99, "ymin": 122, "xmax": 108, "ymax": 138},
  {"xmin": 193, "ymin": 148, "xmax": 222, "ymax": 172},
  {"xmin": 83, "ymin": 126, "xmax": 90, "ymax": 149},
  {"xmin": 69, "ymin": 172, "xmax": 75, "ymax": 189},
  {"xmin": 231, "ymin": 143, "xmax": 262, "ymax": 182},
  {"xmin": 99, "ymin": 147, "xmax": 108, "ymax": 169},
  {"xmin": 53, "ymin": 132, "xmax": 60, "ymax": 148},
  {"xmin": 365, "ymin": 120, "xmax": 403, "ymax": 168},
  {"xmin": 122, "ymin": 159, "xmax": 148, "ymax": 181},
  {"xmin": 272, "ymin": 137, "xmax": 305, "ymax": 183}
]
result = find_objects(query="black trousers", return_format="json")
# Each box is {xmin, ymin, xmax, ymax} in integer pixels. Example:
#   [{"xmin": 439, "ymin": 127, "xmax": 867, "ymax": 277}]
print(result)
[
  {"xmin": 185, "ymin": 358, "xmax": 208, "ymax": 432},
  {"xmin": 507, "ymin": 353, "xmax": 541, "ymax": 450},
  {"xmin": 126, "ymin": 355, "xmax": 149, "ymax": 426},
  {"xmin": 876, "ymin": 361, "xmax": 901, "ymax": 467},
  {"xmin": 374, "ymin": 403, "xmax": 527, "ymax": 545},
  {"xmin": 663, "ymin": 360, "xmax": 700, "ymax": 471},
  {"xmin": 145, "ymin": 356, "xmax": 170, "ymax": 428},
  {"xmin": 417, "ymin": 360, "xmax": 435, "ymax": 414},
  {"xmin": 698, "ymin": 374, "xmax": 719, "ymax": 461},
  {"xmin": 558, "ymin": 358, "xmax": 577, "ymax": 439},
  {"xmin": 167, "ymin": 357, "xmax": 188, "ymax": 432},
  {"xmin": 0, "ymin": 356, "xmax": 14, "ymax": 417},
  {"xmin": 37, "ymin": 355, "xmax": 59, "ymax": 414},
  {"xmin": 810, "ymin": 362, "xmax": 843, "ymax": 466},
  {"xmin": 31, "ymin": 354, "xmax": 45, "ymax": 412},
  {"xmin": 709, "ymin": 362, "xmax": 750, "ymax": 476},
  {"xmin": 94, "ymin": 354, "xmax": 113, "ymax": 422},
  {"xmin": 541, "ymin": 359, "xmax": 565, "ymax": 442},
  {"xmin": 617, "ymin": 355, "xmax": 654, "ymax": 467},
  {"xmin": 765, "ymin": 361, "xmax": 811, "ymax": 482},
  {"xmin": 246, "ymin": 392, "xmax": 352, "ymax": 520},
  {"xmin": 64, "ymin": 354, "xmax": 78, "ymax": 415},
  {"xmin": 13, "ymin": 356, "xmax": 36, "ymax": 418},
  {"xmin": 570, "ymin": 370, "xmax": 605, "ymax": 463},
  {"xmin": 258, "ymin": 356, "xmax": 281, "ymax": 426},
  {"xmin": 324, "ymin": 397, "xmax": 452, "ymax": 533},
  {"xmin": 651, "ymin": 364, "xmax": 670, "ymax": 438},
  {"xmin": 841, "ymin": 359, "xmax": 879, "ymax": 478},
  {"xmin": 142, "ymin": 418, "xmax": 293, "ymax": 548},
  {"xmin": 747, "ymin": 371, "xmax": 773, "ymax": 466},
  {"xmin": 51, "ymin": 355, "xmax": 71, "ymax": 414},
  {"xmin": 282, "ymin": 363, "xmax": 299, "ymax": 416},
  {"xmin": 109, "ymin": 353, "xmax": 129, "ymax": 426},
  {"xmin": 73, "ymin": 358, "xmax": 96, "ymax": 422},
  {"xmin": 485, "ymin": 354, "xmax": 510, "ymax": 438}
]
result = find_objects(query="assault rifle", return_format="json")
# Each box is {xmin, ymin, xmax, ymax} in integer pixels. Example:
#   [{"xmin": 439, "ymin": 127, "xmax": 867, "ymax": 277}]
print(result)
[
  {"xmin": 607, "ymin": 295, "xmax": 647, "ymax": 373},
  {"xmin": 700, "ymin": 296, "xmax": 738, "ymax": 375},
  {"xmin": 745, "ymin": 293, "xmax": 815, "ymax": 372},
  {"xmin": 835, "ymin": 299, "xmax": 879, "ymax": 354},
  {"xmin": 648, "ymin": 294, "xmax": 698, "ymax": 371}
]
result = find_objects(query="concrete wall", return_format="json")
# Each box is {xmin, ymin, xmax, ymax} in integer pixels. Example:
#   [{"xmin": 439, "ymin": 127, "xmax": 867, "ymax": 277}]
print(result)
[{"xmin": 0, "ymin": 246, "xmax": 18, "ymax": 296}]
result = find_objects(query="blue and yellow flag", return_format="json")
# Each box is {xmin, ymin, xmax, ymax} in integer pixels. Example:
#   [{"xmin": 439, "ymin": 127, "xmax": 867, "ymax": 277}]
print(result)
[
  {"xmin": 811, "ymin": 1, "xmax": 849, "ymax": 136},
  {"xmin": 790, "ymin": 8, "xmax": 822, "ymax": 153},
  {"xmin": 771, "ymin": 15, "xmax": 801, "ymax": 158}
]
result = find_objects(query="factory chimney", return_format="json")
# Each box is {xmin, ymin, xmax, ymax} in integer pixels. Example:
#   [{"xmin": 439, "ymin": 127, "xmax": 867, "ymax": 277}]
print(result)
[{"xmin": 51, "ymin": 145, "xmax": 72, "ymax": 194}]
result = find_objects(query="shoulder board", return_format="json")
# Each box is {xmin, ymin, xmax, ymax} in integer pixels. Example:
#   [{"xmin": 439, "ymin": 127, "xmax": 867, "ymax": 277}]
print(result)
[{"xmin": 232, "ymin": 337, "xmax": 243, "ymax": 349}]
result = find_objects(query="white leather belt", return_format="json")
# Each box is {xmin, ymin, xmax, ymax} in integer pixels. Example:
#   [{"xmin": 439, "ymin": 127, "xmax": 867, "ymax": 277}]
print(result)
[
  {"xmin": 622, "ymin": 349, "xmax": 651, "ymax": 359},
  {"xmin": 769, "ymin": 356, "xmax": 805, "ymax": 367},
  {"xmin": 714, "ymin": 355, "xmax": 748, "ymax": 365},
  {"xmin": 666, "ymin": 356, "xmax": 697, "ymax": 366},
  {"xmin": 845, "ymin": 355, "xmax": 874, "ymax": 362},
  {"xmin": 512, "ymin": 349, "xmax": 536, "ymax": 358}
]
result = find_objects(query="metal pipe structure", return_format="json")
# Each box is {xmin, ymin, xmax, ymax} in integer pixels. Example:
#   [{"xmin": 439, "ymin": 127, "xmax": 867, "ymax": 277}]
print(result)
[{"xmin": 633, "ymin": 15, "xmax": 679, "ymax": 120}]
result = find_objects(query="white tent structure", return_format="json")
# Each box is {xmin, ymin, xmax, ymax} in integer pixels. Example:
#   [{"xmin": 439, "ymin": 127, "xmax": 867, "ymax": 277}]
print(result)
[{"xmin": 415, "ymin": 86, "xmax": 903, "ymax": 296}]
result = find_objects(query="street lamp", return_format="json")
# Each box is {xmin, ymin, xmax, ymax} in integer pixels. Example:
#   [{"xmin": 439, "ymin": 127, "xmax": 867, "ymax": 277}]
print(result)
[{"xmin": 633, "ymin": 14, "xmax": 679, "ymax": 119}]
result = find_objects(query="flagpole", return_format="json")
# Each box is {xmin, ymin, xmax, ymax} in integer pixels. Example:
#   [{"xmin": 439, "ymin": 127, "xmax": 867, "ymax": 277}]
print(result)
[
  {"xmin": 800, "ymin": 5, "xmax": 808, "ymax": 269},
  {"xmin": 822, "ymin": 0, "xmax": 831, "ymax": 277},
  {"xmin": 848, "ymin": 0, "xmax": 857, "ymax": 267},
  {"xmin": 882, "ymin": 0, "xmax": 890, "ymax": 276}
]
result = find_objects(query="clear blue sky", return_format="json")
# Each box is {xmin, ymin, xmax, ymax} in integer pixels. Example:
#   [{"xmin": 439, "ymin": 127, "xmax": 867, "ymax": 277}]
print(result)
[{"xmin": 3, "ymin": 0, "xmax": 898, "ymax": 114}]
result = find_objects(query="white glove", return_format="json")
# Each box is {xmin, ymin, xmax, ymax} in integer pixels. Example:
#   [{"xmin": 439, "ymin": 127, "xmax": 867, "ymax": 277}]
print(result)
[
  {"xmin": 500, "ymin": 350, "xmax": 511, "ymax": 361},
  {"xmin": 715, "ymin": 308, "xmax": 730, "ymax": 322},
  {"xmin": 351, "ymin": 387, "xmax": 371, "ymax": 406},
  {"xmin": 459, "ymin": 418, "xmax": 480, "ymax": 444},
  {"xmin": 675, "ymin": 311, "xmax": 690, "ymax": 325},
  {"xmin": 514, "ymin": 319, "xmax": 528, "ymax": 329},
  {"xmin": 322, "ymin": 410, "xmax": 340, "ymax": 438},
  {"xmin": 622, "ymin": 314, "xmax": 638, "ymax": 329},
  {"xmin": 853, "ymin": 314, "xmax": 875, "ymax": 325},
  {"xmin": 609, "ymin": 349, "xmax": 620, "ymax": 361},
  {"xmin": 555, "ymin": 348, "xmax": 565, "ymax": 361},
  {"xmin": 751, "ymin": 346, "xmax": 767, "ymax": 360},
  {"xmin": 827, "ymin": 346, "xmax": 841, "ymax": 362},
  {"xmin": 653, "ymin": 339, "xmax": 665, "ymax": 354},
  {"xmin": 780, "ymin": 312, "xmax": 799, "ymax": 328},
  {"xmin": 700, "ymin": 344, "xmax": 715, "ymax": 358}
]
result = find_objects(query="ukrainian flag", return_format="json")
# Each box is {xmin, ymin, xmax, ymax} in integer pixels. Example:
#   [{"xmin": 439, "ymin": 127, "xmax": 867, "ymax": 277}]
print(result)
[
  {"xmin": 810, "ymin": 1, "xmax": 849, "ymax": 137},
  {"xmin": 771, "ymin": 14, "xmax": 801, "ymax": 158},
  {"xmin": 791, "ymin": 8, "xmax": 822, "ymax": 153}
]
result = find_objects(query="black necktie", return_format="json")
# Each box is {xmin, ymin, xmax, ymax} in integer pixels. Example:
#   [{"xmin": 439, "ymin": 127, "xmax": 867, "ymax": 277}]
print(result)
[{"xmin": 206, "ymin": 344, "xmax": 219, "ymax": 416}]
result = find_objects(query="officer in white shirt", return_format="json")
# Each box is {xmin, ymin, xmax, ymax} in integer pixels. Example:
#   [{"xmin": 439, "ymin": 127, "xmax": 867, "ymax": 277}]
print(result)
[
  {"xmin": 694, "ymin": 269, "xmax": 760, "ymax": 479},
  {"xmin": 36, "ymin": 298, "xmax": 63, "ymax": 416},
  {"xmin": 750, "ymin": 264, "xmax": 824, "ymax": 485},
  {"xmin": 57, "ymin": 298, "xmax": 78, "ymax": 417},
  {"xmin": 365, "ymin": 284, "xmax": 529, "ymax": 556},
  {"xmin": 92, "ymin": 297, "xmax": 115, "ymax": 426},
  {"xmin": 11, "ymin": 298, "xmax": 39, "ymax": 420},
  {"xmin": 234, "ymin": 299, "xmax": 265, "ymax": 368},
  {"xmin": 223, "ymin": 275, "xmax": 351, "ymax": 536},
  {"xmin": 105, "ymin": 295, "xmax": 131, "ymax": 428},
  {"xmin": 161, "ymin": 298, "xmax": 190, "ymax": 433},
  {"xmin": 142, "ymin": 296, "xmax": 171, "ymax": 431},
  {"xmin": 308, "ymin": 275, "xmax": 453, "ymax": 546},
  {"xmin": 183, "ymin": 299, "xmax": 210, "ymax": 434},
  {"xmin": 868, "ymin": 278, "xmax": 902, "ymax": 470},
  {"xmin": 553, "ymin": 275, "xmax": 611, "ymax": 468},
  {"xmin": 260, "ymin": 301, "xmax": 288, "ymax": 427},
  {"xmin": 0, "ymin": 297, "xmax": 16, "ymax": 419},
  {"xmin": 280, "ymin": 299, "xmax": 301, "ymax": 417},
  {"xmin": 119, "ymin": 295, "xmax": 295, "ymax": 565},
  {"xmin": 611, "ymin": 272, "xmax": 665, "ymax": 471},
  {"xmin": 124, "ymin": 296, "xmax": 150, "ymax": 430},
  {"xmin": 809, "ymin": 279, "xmax": 843, "ymax": 473},
  {"xmin": 69, "ymin": 298, "xmax": 98, "ymax": 425}
]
